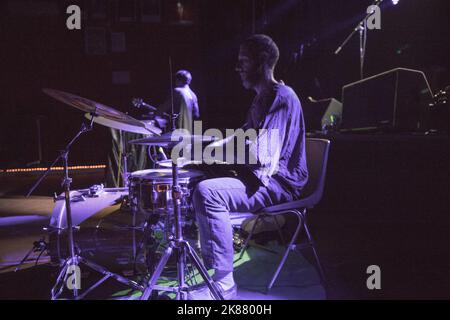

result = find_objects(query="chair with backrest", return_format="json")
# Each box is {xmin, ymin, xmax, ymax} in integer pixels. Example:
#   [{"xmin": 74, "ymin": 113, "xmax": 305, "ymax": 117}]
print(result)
[{"xmin": 233, "ymin": 138, "xmax": 331, "ymax": 293}]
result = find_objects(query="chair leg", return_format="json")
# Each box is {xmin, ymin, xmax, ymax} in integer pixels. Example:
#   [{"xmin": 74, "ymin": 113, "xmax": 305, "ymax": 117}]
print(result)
[
  {"xmin": 301, "ymin": 209, "xmax": 326, "ymax": 286},
  {"xmin": 266, "ymin": 210, "xmax": 303, "ymax": 293},
  {"xmin": 272, "ymin": 215, "xmax": 286, "ymax": 246},
  {"xmin": 238, "ymin": 215, "xmax": 261, "ymax": 260},
  {"xmin": 304, "ymin": 223, "xmax": 326, "ymax": 286}
]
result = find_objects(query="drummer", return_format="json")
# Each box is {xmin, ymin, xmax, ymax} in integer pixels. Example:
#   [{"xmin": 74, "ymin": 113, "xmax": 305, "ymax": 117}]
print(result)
[
  {"xmin": 159, "ymin": 70, "xmax": 200, "ymax": 134},
  {"xmin": 188, "ymin": 34, "xmax": 308, "ymax": 300}
]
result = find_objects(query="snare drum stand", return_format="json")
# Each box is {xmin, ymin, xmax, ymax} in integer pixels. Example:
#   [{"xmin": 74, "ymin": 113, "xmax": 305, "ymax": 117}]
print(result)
[
  {"xmin": 27, "ymin": 114, "xmax": 143, "ymax": 299},
  {"xmin": 140, "ymin": 160, "xmax": 223, "ymax": 300},
  {"xmin": 141, "ymin": 59, "xmax": 222, "ymax": 300}
]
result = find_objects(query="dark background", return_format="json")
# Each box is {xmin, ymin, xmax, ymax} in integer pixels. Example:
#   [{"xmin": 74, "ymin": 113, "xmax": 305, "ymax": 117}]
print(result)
[
  {"xmin": 0, "ymin": 0, "xmax": 449, "ymax": 167},
  {"xmin": 0, "ymin": 0, "xmax": 449, "ymax": 299}
]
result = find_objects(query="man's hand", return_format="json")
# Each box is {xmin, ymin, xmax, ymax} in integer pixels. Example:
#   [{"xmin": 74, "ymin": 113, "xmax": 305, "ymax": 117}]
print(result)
[{"xmin": 206, "ymin": 135, "xmax": 234, "ymax": 148}]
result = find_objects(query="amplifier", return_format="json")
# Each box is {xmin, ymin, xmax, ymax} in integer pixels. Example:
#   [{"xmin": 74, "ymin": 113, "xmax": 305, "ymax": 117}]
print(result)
[{"xmin": 341, "ymin": 68, "xmax": 433, "ymax": 132}]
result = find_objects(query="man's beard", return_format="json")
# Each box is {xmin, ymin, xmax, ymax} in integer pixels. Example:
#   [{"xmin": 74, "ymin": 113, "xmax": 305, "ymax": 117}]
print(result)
[{"xmin": 241, "ymin": 69, "xmax": 262, "ymax": 90}]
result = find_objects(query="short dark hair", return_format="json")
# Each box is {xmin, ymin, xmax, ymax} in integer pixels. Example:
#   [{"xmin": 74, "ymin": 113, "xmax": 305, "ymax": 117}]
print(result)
[
  {"xmin": 241, "ymin": 34, "xmax": 280, "ymax": 70},
  {"xmin": 175, "ymin": 70, "xmax": 192, "ymax": 85}
]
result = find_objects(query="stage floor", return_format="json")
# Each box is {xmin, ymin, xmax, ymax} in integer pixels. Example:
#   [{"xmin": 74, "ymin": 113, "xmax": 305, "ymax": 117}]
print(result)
[{"xmin": 0, "ymin": 196, "xmax": 326, "ymax": 300}]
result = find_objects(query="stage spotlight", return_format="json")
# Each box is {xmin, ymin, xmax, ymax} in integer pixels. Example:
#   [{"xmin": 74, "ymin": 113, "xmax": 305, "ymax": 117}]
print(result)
[{"xmin": 392, "ymin": 0, "xmax": 399, "ymax": 5}]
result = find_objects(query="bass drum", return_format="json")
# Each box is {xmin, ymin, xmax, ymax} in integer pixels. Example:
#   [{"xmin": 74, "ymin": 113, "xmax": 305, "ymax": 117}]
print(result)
[
  {"xmin": 49, "ymin": 186, "xmax": 128, "ymax": 230},
  {"xmin": 48, "ymin": 187, "xmax": 135, "ymax": 268}
]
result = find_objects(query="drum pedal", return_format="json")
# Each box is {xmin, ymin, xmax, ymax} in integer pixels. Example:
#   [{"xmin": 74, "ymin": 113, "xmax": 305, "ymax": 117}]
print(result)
[{"xmin": 119, "ymin": 195, "xmax": 132, "ymax": 211}]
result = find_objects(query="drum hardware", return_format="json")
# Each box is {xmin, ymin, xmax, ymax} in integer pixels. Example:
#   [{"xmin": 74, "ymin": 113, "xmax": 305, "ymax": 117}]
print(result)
[
  {"xmin": 88, "ymin": 184, "xmax": 105, "ymax": 197},
  {"xmin": 127, "ymin": 169, "xmax": 201, "ymax": 278},
  {"xmin": 41, "ymin": 88, "xmax": 148, "ymax": 131},
  {"xmin": 155, "ymin": 157, "xmax": 200, "ymax": 168},
  {"xmin": 25, "ymin": 88, "xmax": 145, "ymax": 299},
  {"xmin": 128, "ymin": 168, "xmax": 202, "ymax": 216},
  {"xmin": 148, "ymin": 146, "xmax": 168, "ymax": 168},
  {"xmin": 132, "ymin": 98, "xmax": 171, "ymax": 134},
  {"xmin": 132, "ymin": 97, "xmax": 158, "ymax": 112},
  {"xmin": 128, "ymin": 134, "xmax": 223, "ymax": 300},
  {"xmin": 118, "ymin": 136, "xmax": 132, "ymax": 189},
  {"xmin": 14, "ymin": 236, "xmax": 49, "ymax": 272},
  {"xmin": 121, "ymin": 153, "xmax": 131, "ymax": 187},
  {"xmin": 128, "ymin": 58, "xmax": 220, "ymax": 298},
  {"xmin": 84, "ymin": 113, "xmax": 161, "ymax": 135},
  {"xmin": 30, "ymin": 87, "xmax": 221, "ymax": 299},
  {"xmin": 53, "ymin": 192, "xmax": 86, "ymax": 203},
  {"xmin": 50, "ymin": 187, "xmax": 145, "ymax": 283},
  {"xmin": 129, "ymin": 132, "xmax": 216, "ymax": 148},
  {"xmin": 132, "ymin": 130, "xmax": 214, "ymax": 174}
]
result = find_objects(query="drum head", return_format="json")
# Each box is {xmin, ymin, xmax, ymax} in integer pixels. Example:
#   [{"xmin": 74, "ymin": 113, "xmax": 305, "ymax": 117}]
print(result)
[{"xmin": 130, "ymin": 168, "xmax": 204, "ymax": 184}]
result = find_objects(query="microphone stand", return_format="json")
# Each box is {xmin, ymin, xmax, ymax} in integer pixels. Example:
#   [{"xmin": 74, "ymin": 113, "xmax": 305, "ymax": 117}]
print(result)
[
  {"xmin": 26, "ymin": 114, "xmax": 95, "ymax": 198},
  {"xmin": 334, "ymin": 0, "xmax": 382, "ymax": 79}
]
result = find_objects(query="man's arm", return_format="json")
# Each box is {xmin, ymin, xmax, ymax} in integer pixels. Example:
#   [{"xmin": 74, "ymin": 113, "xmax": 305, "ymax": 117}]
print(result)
[{"xmin": 192, "ymin": 92, "xmax": 200, "ymax": 119}]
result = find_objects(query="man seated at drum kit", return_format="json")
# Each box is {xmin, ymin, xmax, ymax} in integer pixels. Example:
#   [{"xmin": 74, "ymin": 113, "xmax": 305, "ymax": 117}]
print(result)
[
  {"xmin": 187, "ymin": 34, "xmax": 308, "ymax": 300},
  {"xmin": 39, "ymin": 34, "xmax": 306, "ymax": 301}
]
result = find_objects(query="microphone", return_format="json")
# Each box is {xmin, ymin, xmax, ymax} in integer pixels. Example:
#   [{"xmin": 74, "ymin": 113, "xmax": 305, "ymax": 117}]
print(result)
[
  {"xmin": 308, "ymin": 96, "xmax": 332, "ymax": 103},
  {"xmin": 132, "ymin": 98, "xmax": 157, "ymax": 111},
  {"xmin": 308, "ymin": 96, "xmax": 318, "ymax": 103},
  {"xmin": 141, "ymin": 102, "xmax": 157, "ymax": 111}
]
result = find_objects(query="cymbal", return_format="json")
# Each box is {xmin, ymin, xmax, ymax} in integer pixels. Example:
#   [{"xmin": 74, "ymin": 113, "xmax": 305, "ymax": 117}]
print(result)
[
  {"xmin": 156, "ymin": 158, "xmax": 229, "ymax": 168},
  {"xmin": 141, "ymin": 120, "xmax": 163, "ymax": 135},
  {"xmin": 84, "ymin": 113, "xmax": 162, "ymax": 135},
  {"xmin": 128, "ymin": 132, "xmax": 217, "ymax": 147},
  {"xmin": 43, "ymin": 88, "xmax": 144, "ymax": 128},
  {"xmin": 156, "ymin": 158, "xmax": 200, "ymax": 168},
  {"xmin": 130, "ymin": 168, "xmax": 204, "ymax": 183}
]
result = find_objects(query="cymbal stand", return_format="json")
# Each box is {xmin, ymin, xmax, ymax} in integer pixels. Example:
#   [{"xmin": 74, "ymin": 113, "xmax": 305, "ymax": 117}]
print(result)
[
  {"xmin": 27, "ymin": 113, "xmax": 142, "ymax": 299},
  {"xmin": 140, "ymin": 59, "xmax": 221, "ymax": 300},
  {"xmin": 140, "ymin": 158, "xmax": 223, "ymax": 300}
]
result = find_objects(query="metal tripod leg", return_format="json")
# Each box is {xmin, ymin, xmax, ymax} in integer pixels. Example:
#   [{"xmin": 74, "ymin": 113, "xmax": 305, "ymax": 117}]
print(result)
[
  {"xmin": 14, "ymin": 246, "xmax": 38, "ymax": 272},
  {"xmin": 140, "ymin": 239, "xmax": 223, "ymax": 300},
  {"xmin": 140, "ymin": 243, "xmax": 173, "ymax": 300},
  {"xmin": 76, "ymin": 256, "xmax": 143, "ymax": 300},
  {"xmin": 139, "ymin": 156, "xmax": 223, "ymax": 300},
  {"xmin": 51, "ymin": 256, "xmax": 78, "ymax": 299},
  {"xmin": 51, "ymin": 254, "xmax": 143, "ymax": 300},
  {"xmin": 184, "ymin": 240, "xmax": 223, "ymax": 300}
]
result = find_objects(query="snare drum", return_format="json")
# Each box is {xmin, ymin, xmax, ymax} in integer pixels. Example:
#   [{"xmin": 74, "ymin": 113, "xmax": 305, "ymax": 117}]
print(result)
[{"xmin": 128, "ymin": 168, "xmax": 204, "ymax": 215}]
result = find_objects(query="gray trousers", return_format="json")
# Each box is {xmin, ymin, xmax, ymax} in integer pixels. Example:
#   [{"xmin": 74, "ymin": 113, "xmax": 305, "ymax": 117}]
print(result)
[{"xmin": 192, "ymin": 177, "xmax": 292, "ymax": 272}]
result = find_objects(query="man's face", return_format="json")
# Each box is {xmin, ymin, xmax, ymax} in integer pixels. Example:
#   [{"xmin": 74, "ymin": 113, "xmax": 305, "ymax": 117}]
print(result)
[{"xmin": 236, "ymin": 47, "xmax": 261, "ymax": 90}]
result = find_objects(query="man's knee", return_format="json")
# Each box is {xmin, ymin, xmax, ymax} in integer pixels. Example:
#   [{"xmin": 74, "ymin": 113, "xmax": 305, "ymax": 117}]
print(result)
[
  {"xmin": 193, "ymin": 180, "xmax": 211, "ymax": 200},
  {"xmin": 193, "ymin": 179, "xmax": 216, "ymax": 208},
  {"xmin": 193, "ymin": 179, "xmax": 228, "ymax": 213}
]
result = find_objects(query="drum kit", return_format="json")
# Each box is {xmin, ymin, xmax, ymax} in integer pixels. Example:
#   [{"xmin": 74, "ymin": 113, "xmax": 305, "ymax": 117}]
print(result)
[{"xmin": 26, "ymin": 88, "xmax": 223, "ymax": 300}]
